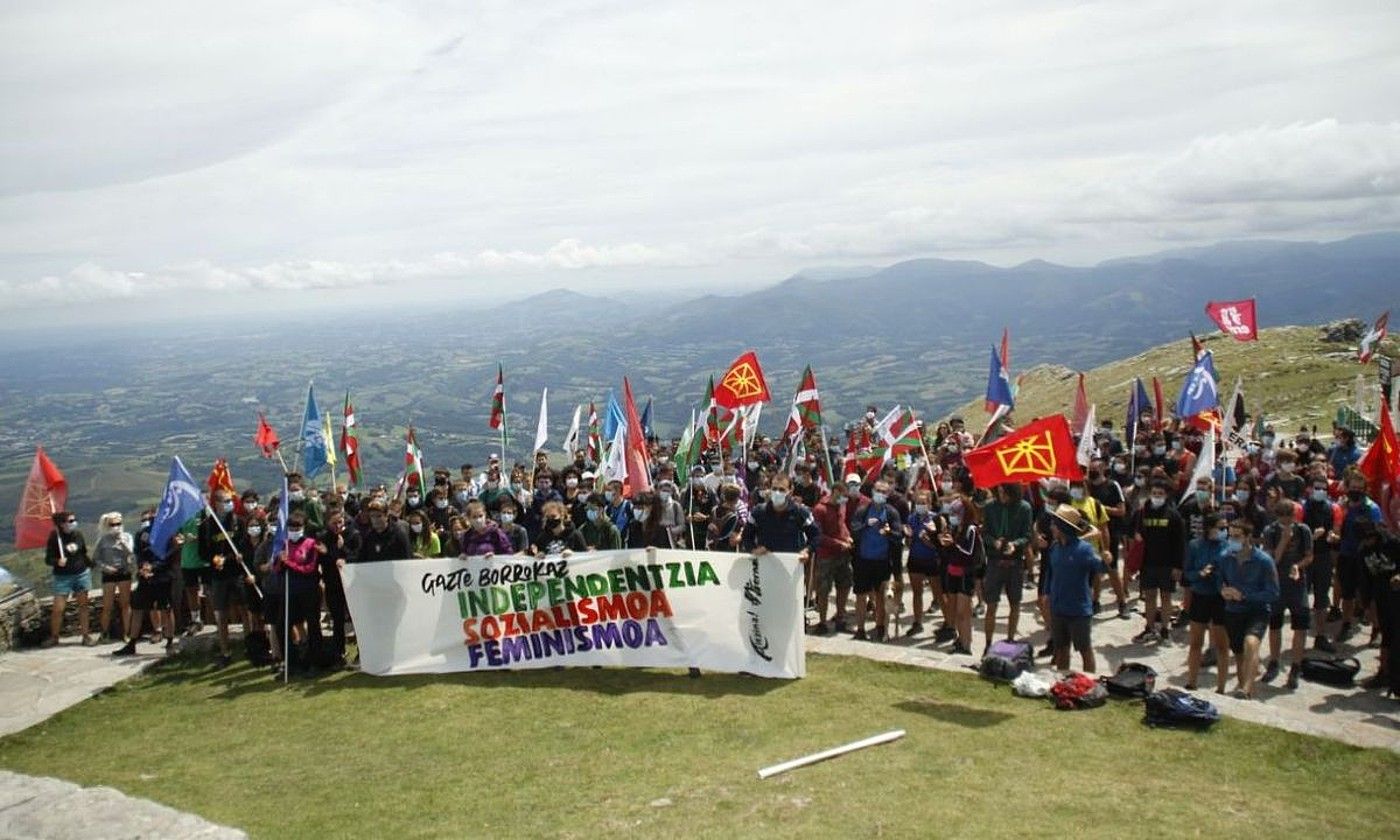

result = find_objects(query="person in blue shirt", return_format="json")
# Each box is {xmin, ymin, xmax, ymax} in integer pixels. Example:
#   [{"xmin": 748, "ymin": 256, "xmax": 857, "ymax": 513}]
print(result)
[
  {"xmin": 1219, "ymin": 518, "xmax": 1280, "ymax": 700},
  {"xmin": 1044, "ymin": 504, "xmax": 1108, "ymax": 674},
  {"xmin": 1326, "ymin": 427, "xmax": 1361, "ymax": 477},
  {"xmin": 1183, "ymin": 512, "xmax": 1228, "ymax": 692}
]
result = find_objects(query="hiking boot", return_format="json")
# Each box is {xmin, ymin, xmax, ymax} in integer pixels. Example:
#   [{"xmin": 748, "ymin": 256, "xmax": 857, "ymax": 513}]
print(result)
[
  {"xmin": 1261, "ymin": 659, "xmax": 1280, "ymax": 684},
  {"xmin": 1314, "ymin": 636, "xmax": 1337, "ymax": 653},
  {"xmin": 1131, "ymin": 629, "xmax": 1158, "ymax": 644},
  {"xmin": 113, "ymin": 640, "xmax": 137, "ymax": 657},
  {"xmin": 1286, "ymin": 666, "xmax": 1300, "ymax": 690},
  {"xmin": 905, "ymin": 622, "xmax": 923, "ymax": 638},
  {"xmin": 934, "ymin": 625, "xmax": 957, "ymax": 643}
]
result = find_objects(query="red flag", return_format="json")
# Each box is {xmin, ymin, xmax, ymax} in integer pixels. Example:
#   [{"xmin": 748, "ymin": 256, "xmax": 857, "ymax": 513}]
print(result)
[
  {"xmin": 254, "ymin": 413, "xmax": 280, "ymax": 458},
  {"xmin": 206, "ymin": 458, "xmax": 235, "ymax": 499},
  {"xmin": 1152, "ymin": 376, "xmax": 1166, "ymax": 430},
  {"xmin": 963, "ymin": 414, "xmax": 1084, "ymax": 488},
  {"xmin": 621, "ymin": 377, "xmax": 653, "ymax": 497},
  {"xmin": 713, "ymin": 350, "xmax": 771, "ymax": 410},
  {"xmin": 1358, "ymin": 400, "xmax": 1399, "ymax": 503},
  {"xmin": 14, "ymin": 446, "xmax": 67, "ymax": 550},
  {"xmin": 1359, "ymin": 311, "xmax": 1389, "ymax": 364},
  {"xmin": 1204, "ymin": 299, "xmax": 1258, "ymax": 342},
  {"xmin": 1070, "ymin": 373, "xmax": 1089, "ymax": 432}
]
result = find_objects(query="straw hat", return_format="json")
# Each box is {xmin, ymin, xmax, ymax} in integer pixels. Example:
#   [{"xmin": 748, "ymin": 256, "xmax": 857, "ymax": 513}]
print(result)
[{"xmin": 1049, "ymin": 503, "xmax": 1091, "ymax": 535}]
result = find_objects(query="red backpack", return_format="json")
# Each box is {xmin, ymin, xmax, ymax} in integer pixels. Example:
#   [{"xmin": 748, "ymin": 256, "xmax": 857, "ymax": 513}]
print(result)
[{"xmin": 1050, "ymin": 672, "xmax": 1108, "ymax": 710}]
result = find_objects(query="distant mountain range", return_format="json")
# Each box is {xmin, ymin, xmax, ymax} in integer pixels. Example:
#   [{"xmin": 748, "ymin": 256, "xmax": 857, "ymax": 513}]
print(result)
[{"xmin": 1, "ymin": 231, "xmax": 1397, "ymax": 545}]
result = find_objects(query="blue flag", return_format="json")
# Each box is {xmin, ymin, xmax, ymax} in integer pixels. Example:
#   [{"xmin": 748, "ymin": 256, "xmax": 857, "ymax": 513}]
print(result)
[
  {"xmin": 149, "ymin": 456, "xmax": 206, "ymax": 560},
  {"xmin": 1176, "ymin": 350, "xmax": 1220, "ymax": 419},
  {"xmin": 984, "ymin": 345, "xmax": 1014, "ymax": 409},
  {"xmin": 301, "ymin": 382, "xmax": 329, "ymax": 478},
  {"xmin": 602, "ymin": 389, "xmax": 625, "ymax": 442},
  {"xmin": 640, "ymin": 397, "xmax": 655, "ymax": 442},
  {"xmin": 272, "ymin": 474, "xmax": 290, "ymax": 558}
]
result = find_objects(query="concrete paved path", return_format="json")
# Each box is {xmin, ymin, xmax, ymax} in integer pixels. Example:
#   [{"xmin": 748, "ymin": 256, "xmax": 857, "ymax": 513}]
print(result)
[
  {"xmin": 0, "ymin": 638, "xmax": 167, "ymax": 738},
  {"xmin": 807, "ymin": 584, "xmax": 1399, "ymax": 752},
  {"xmin": 0, "ymin": 770, "xmax": 244, "ymax": 839}
]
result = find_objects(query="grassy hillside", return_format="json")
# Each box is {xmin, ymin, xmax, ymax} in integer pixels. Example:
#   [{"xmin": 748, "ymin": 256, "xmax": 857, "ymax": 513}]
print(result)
[{"xmin": 954, "ymin": 324, "xmax": 1397, "ymax": 435}]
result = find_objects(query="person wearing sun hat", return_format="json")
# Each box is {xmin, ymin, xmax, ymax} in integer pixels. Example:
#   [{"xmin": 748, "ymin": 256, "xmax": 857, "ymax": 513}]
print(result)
[{"xmin": 1044, "ymin": 503, "xmax": 1108, "ymax": 673}]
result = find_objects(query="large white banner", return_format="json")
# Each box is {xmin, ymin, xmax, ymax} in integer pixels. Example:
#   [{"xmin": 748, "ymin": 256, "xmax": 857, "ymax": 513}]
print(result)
[{"xmin": 341, "ymin": 548, "xmax": 805, "ymax": 679}]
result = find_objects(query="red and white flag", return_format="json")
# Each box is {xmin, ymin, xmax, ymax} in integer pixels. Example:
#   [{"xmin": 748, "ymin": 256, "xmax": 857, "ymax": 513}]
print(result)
[
  {"xmin": 1359, "ymin": 311, "xmax": 1389, "ymax": 364},
  {"xmin": 1204, "ymin": 298, "xmax": 1258, "ymax": 342},
  {"xmin": 14, "ymin": 446, "xmax": 67, "ymax": 550}
]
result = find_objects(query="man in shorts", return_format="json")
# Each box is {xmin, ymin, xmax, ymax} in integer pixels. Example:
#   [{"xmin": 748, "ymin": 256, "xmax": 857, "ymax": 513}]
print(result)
[
  {"xmin": 1220, "ymin": 519, "xmax": 1280, "ymax": 699},
  {"xmin": 981, "ymin": 483, "xmax": 1032, "ymax": 652},
  {"xmin": 115, "ymin": 511, "xmax": 178, "ymax": 656},
  {"xmin": 1183, "ymin": 513, "xmax": 1229, "ymax": 692},
  {"xmin": 1260, "ymin": 499, "xmax": 1313, "ymax": 688},
  {"xmin": 201, "ymin": 489, "xmax": 249, "ymax": 669},
  {"xmin": 850, "ymin": 480, "xmax": 902, "ymax": 641},
  {"xmin": 811, "ymin": 481, "xmax": 854, "ymax": 634},
  {"xmin": 1044, "ymin": 504, "xmax": 1107, "ymax": 673},
  {"xmin": 1131, "ymin": 480, "xmax": 1185, "ymax": 644}
]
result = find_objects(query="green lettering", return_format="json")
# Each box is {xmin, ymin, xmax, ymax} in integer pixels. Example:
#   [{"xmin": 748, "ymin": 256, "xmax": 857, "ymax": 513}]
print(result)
[
  {"xmin": 608, "ymin": 568, "xmax": 625, "ymax": 594},
  {"xmin": 624, "ymin": 565, "xmax": 651, "ymax": 592},
  {"xmin": 696, "ymin": 561, "xmax": 719, "ymax": 586},
  {"xmin": 525, "ymin": 581, "xmax": 546, "ymax": 609},
  {"xmin": 510, "ymin": 583, "xmax": 528, "ymax": 613}
]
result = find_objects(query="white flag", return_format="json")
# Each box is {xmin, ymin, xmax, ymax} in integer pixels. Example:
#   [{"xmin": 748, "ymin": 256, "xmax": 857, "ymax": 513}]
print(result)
[
  {"xmin": 1076, "ymin": 404, "xmax": 1097, "ymax": 468},
  {"xmin": 600, "ymin": 426, "xmax": 627, "ymax": 484},
  {"xmin": 562, "ymin": 404, "xmax": 582, "ymax": 455},
  {"xmin": 1181, "ymin": 427, "xmax": 1217, "ymax": 504},
  {"xmin": 533, "ymin": 388, "xmax": 549, "ymax": 454}
]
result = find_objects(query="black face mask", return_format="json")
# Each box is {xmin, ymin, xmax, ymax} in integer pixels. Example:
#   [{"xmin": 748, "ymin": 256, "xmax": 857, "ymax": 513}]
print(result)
[{"xmin": 1347, "ymin": 489, "xmax": 1364, "ymax": 503}]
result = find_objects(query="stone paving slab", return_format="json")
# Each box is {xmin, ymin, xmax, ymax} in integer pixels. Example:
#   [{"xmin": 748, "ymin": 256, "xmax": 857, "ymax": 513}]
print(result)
[
  {"xmin": 807, "ymin": 584, "xmax": 1399, "ymax": 753},
  {"xmin": 0, "ymin": 770, "xmax": 245, "ymax": 839},
  {"xmin": 0, "ymin": 638, "xmax": 167, "ymax": 738}
]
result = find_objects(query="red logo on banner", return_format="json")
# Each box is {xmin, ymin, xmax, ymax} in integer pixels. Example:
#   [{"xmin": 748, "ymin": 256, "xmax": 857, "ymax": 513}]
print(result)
[{"xmin": 1205, "ymin": 299, "xmax": 1258, "ymax": 342}]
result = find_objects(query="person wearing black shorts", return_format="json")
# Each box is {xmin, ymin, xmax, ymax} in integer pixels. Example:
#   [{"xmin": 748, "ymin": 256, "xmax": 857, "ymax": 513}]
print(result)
[
  {"xmin": 849, "ymin": 481, "xmax": 901, "ymax": 642},
  {"xmin": 1182, "ymin": 513, "xmax": 1228, "ymax": 692},
  {"xmin": 1131, "ymin": 481, "xmax": 1185, "ymax": 644},
  {"xmin": 1301, "ymin": 480, "xmax": 1338, "ymax": 652},
  {"xmin": 936, "ymin": 497, "xmax": 981, "ymax": 655},
  {"xmin": 1220, "ymin": 519, "xmax": 1280, "ymax": 700},
  {"xmin": 115, "ymin": 517, "xmax": 178, "ymax": 657},
  {"xmin": 904, "ymin": 489, "xmax": 943, "ymax": 638},
  {"xmin": 1261, "ymin": 500, "xmax": 1313, "ymax": 689}
]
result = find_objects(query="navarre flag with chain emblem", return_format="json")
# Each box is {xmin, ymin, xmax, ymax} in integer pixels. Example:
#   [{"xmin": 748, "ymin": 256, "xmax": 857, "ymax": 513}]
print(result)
[
  {"xmin": 963, "ymin": 414, "xmax": 1083, "ymax": 487},
  {"xmin": 714, "ymin": 350, "xmax": 771, "ymax": 410},
  {"xmin": 14, "ymin": 446, "xmax": 68, "ymax": 550}
]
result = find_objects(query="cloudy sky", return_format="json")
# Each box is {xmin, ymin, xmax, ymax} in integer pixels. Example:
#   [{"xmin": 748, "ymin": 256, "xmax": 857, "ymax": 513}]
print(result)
[{"xmin": 2, "ymin": 0, "xmax": 1398, "ymax": 322}]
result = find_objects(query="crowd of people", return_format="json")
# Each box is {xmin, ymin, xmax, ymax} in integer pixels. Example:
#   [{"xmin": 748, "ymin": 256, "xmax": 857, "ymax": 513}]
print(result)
[{"xmin": 38, "ymin": 408, "xmax": 1399, "ymax": 698}]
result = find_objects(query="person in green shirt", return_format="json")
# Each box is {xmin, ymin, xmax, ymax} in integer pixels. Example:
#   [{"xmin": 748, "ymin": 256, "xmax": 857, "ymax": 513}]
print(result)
[
  {"xmin": 980, "ymin": 483, "xmax": 1033, "ymax": 651},
  {"xmin": 177, "ymin": 514, "xmax": 205, "ymax": 635},
  {"xmin": 579, "ymin": 495, "xmax": 621, "ymax": 550}
]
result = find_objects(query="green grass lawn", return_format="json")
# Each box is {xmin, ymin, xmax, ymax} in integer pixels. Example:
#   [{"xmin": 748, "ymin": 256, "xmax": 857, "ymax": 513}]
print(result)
[{"xmin": 2, "ymin": 650, "xmax": 1395, "ymax": 839}]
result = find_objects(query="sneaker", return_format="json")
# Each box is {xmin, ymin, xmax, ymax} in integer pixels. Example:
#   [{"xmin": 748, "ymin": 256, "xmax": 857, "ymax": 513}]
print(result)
[
  {"xmin": 874, "ymin": 626, "xmax": 887, "ymax": 642},
  {"xmin": 1131, "ymin": 629, "xmax": 1158, "ymax": 644},
  {"xmin": 905, "ymin": 622, "xmax": 923, "ymax": 638},
  {"xmin": 164, "ymin": 637, "xmax": 176, "ymax": 654},
  {"xmin": 1172, "ymin": 612, "xmax": 1190, "ymax": 629},
  {"xmin": 951, "ymin": 642, "xmax": 973, "ymax": 656},
  {"xmin": 934, "ymin": 625, "xmax": 957, "ymax": 643},
  {"xmin": 1339, "ymin": 623, "xmax": 1357, "ymax": 642},
  {"xmin": 1117, "ymin": 603, "xmax": 1131, "ymax": 620},
  {"xmin": 1286, "ymin": 666, "xmax": 1300, "ymax": 690},
  {"xmin": 1230, "ymin": 688, "xmax": 1250, "ymax": 700},
  {"xmin": 1261, "ymin": 660, "xmax": 1280, "ymax": 684},
  {"xmin": 973, "ymin": 604, "xmax": 986, "ymax": 619},
  {"xmin": 41, "ymin": 637, "xmax": 58, "ymax": 648},
  {"xmin": 852, "ymin": 629, "xmax": 868, "ymax": 641},
  {"xmin": 1314, "ymin": 636, "xmax": 1337, "ymax": 653},
  {"xmin": 1360, "ymin": 674, "xmax": 1387, "ymax": 690},
  {"xmin": 1184, "ymin": 682, "xmax": 1197, "ymax": 691},
  {"xmin": 1036, "ymin": 644, "xmax": 1054, "ymax": 659},
  {"xmin": 112, "ymin": 640, "xmax": 137, "ymax": 657},
  {"xmin": 81, "ymin": 635, "xmax": 97, "ymax": 647}
]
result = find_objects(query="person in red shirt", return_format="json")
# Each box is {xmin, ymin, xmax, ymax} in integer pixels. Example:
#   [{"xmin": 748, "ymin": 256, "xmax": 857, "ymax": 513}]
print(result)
[{"xmin": 810, "ymin": 483, "xmax": 854, "ymax": 635}]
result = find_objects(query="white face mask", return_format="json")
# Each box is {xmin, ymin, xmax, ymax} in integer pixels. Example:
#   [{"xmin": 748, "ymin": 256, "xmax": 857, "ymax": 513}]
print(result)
[
  {"xmin": 456, "ymin": 491, "xmax": 470, "ymax": 502},
  {"xmin": 660, "ymin": 492, "xmax": 673, "ymax": 504},
  {"xmin": 434, "ymin": 499, "xmax": 449, "ymax": 509},
  {"xmin": 247, "ymin": 526, "xmax": 263, "ymax": 537},
  {"xmin": 471, "ymin": 517, "xmax": 487, "ymax": 529},
  {"xmin": 636, "ymin": 509, "xmax": 650, "ymax": 523},
  {"xmin": 410, "ymin": 523, "xmax": 424, "ymax": 534},
  {"xmin": 407, "ymin": 495, "xmax": 421, "ymax": 505},
  {"xmin": 288, "ymin": 529, "xmax": 304, "ymax": 541},
  {"xmin": 1070, "ymin": 488, "xmax": 1085, "ymax": 501},
  {"xmin": 872, "ymin": 492, "xmax": 887, "ymax": 504},
  {"xmin": 566, "ymin": 478, "xmax": 579, "ymax": 488},
  {"xmin": 769, "ymin": 491, "xmax": 787, "ymax": 507},
  {"xmin": 289, "ymin": 491, "xmax": 304, "ymax": 502},
  {"xmin": 221, "ymin": 501, "xmax": 234, "ymax": 513},
  {"xmin": 499, "ymin": 513, "xmax": 515, "ymax": 525},
  {"xmin": 1149, "ymin": 496, "xmax": 1166, "ymax": 508}
]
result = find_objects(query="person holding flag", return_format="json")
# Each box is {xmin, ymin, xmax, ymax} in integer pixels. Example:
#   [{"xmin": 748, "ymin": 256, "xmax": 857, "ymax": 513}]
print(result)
[
  {"xmin": 44, "ymin": 510, "xmax": 93, "ymax": 647},
  {"xmin": 116, "ymin": 457, "xmax": 206, "ymax": 655}
]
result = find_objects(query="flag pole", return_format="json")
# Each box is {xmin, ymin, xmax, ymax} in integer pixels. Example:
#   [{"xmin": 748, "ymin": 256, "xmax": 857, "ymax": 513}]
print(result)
[{"xmin": 202, "ymin": 499, "xmax": 263, "ymax": 600}]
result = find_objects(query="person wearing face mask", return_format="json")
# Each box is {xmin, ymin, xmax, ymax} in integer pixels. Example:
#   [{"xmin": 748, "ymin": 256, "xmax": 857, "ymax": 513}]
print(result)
[
  {"xmin": 937, "ymin": 491, "xmax": 981, "ymax": 655},
  {"xmin": 459, "ymin": 500, "xmax": 515, "ymax": 557},
  {"xmin": 679, "ymin": 472, "xmax": 713, "ymax": 550},
  {"xmin": 626, "ymin": 492, "xmax": 672, "ymax": 549},
  {"xmin": 113, "ymin": 510, "xmax": 179, "ymax": 656},
  {"xmin": 1183, "ymin": 513, "xmax": 1229, "ymax": 691},
  {"xmin": 1327, "ymin": 428, "xmax": 1361, "ymax": 477},
  {"xmin": 1354, "ymin": 522, "xmax": 1400, "ymax": 695},
  {"xmin": 706, "ymin": 484, "xmax": 744, "ymax": 552},
  {"xmin": 653, "ymin": 480, "xmax": 687, "ymax": 548},
  {"xmin": 283, "ymin": 475, "xmax": 324, "ymax": 533},
  {"xmin": 602, "ymin": 479, "xmax": 636, "ymax": 546},
  {"xmin": 849, "ymin": 481, "xmax": 904, "ymax": 642},
  {"xmin": 1335, "ymin": 474, "xmax": 1382, "ymax": 643},
  {"xmin": 1263, "ymin": 450, "xmax": 1306, "ymax": 502},
  {"xmin": 742, "ymin": 473, "xmax": 819, "ymax": 566},
  {"xmin": 495, "ymin": 498, "xmax": 530, "ymax": 554},
  {"xmin": 477, "ymin": 468, "xmax": 509, "ymax": 514},
  {"xmin": 811, "ymin": 481, "xmax": 856, "ymax": 635},
  {"xmin": 1044, "ymin": 504, "xmax": 1108, "ymax": 674},
  {"xmin": 405, "ymin": 511, "xmax": 441, "ymax": 559},
  {"xmin": 93, "ymin": 512, "xmax": 135, "ymax": 643},
  {"xmin": 569, "ymin": 471, "xmax": 597, "ymax": 527},
  {"xmin": 579, "ymin": 496, "xmax": 622, "ymax": 550},
  {"xmin": 274, "ymin": 513, "xmax": 326, "ymax": 676},
  {"xmin": 525, "ymin": 474, "xmax": 562, "ymax": 534},
  {"xmin": 201, "ymin": 490, "xmax": 251, "ymax": 667},
  {"xmin": 1219, "ymin": 519, "xmax": 1280, "ymax": 699},
  {"xmin": 43, "ymin": 511, "xmax": 93, "ymax": 646},
  {"xmin": 1260, "ymin": 499, "xmax": 1314, "ymax": 688},
  {"xmin": 1301, "ymin": 477, "xmax": 1340, "ymax": 652},
  {"xmin": 354, "ymin": 501, "xmax": 413, "ymax": 562},
  {"xmin": 530, "ymin": 500, "xmax": 588, "ymax": 557},
  {"xmin": 981, "ymin": 483, "xmax": 1032, "ymax": 651},
  {"xmin": 425, "ymin": 487, "xmax": 457, "ymax": 534},
  {"xmin": 1130, "ymin": 480, "xmax": 1186, "ymax": 644}
]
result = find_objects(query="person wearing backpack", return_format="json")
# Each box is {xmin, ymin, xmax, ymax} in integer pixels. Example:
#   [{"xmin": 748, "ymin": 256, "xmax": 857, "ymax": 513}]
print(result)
[
  {"xmin": 1044, "ymin": 504, "xmax": 1108, "ymax": 674},
  {"xmin": 1261, "ymin": 500, "xmax": 1314, "ymax": 689},
  {"xmin": 850, "ymin": 480, "xmax": 904, "ymax": 641},
  {"xmin": 1183, "ymin": 512, "xmax": 1229, "ymax": 692},
  {"xmin": 1220, "ymin": 518, "xmax": 1280, "ymax": 700}
]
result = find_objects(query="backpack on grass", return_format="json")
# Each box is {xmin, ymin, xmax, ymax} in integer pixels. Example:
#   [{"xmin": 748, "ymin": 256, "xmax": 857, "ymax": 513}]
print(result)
[
  {"xmin": 1299, "ymin": 652, "xmax": 1361, "ymax": 687},
  {"xmin": 980, "ymin": 639, "xmax": 1034, "ymax": 682},
  {"xmin": 1143, "ymin": 689, "xmax": 1220, "ymax": 729},
  {"xmin": 1050, "ymin": 672, "xmax": 1107, "ymax": 710},
  {"xmin": 1104, "ymin": 662, "xmax": 1157, "ymax": 698}
]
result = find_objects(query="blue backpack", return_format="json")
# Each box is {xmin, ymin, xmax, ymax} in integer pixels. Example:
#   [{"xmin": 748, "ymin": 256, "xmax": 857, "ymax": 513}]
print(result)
[{"xmin": 1143, "ymin": 689, "xmax": 1220, "ymax": 729}]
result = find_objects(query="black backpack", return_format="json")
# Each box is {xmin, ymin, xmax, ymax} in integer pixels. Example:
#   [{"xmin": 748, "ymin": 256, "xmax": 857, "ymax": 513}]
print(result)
[
  {"xmin": 1104, "ymin": 662, "xmax": 1157, "ymax": 698},
  {"xmin": 979, "ymin": 639, "xmax": 1034, "ymax": 682},
  {"xmin": 1144, "ymin": 689, "xmax": 1220, "ymax": 729},
  {"xmin": 1299, "ymin": 652, "xmax": 1361, "ymax": 687}
]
